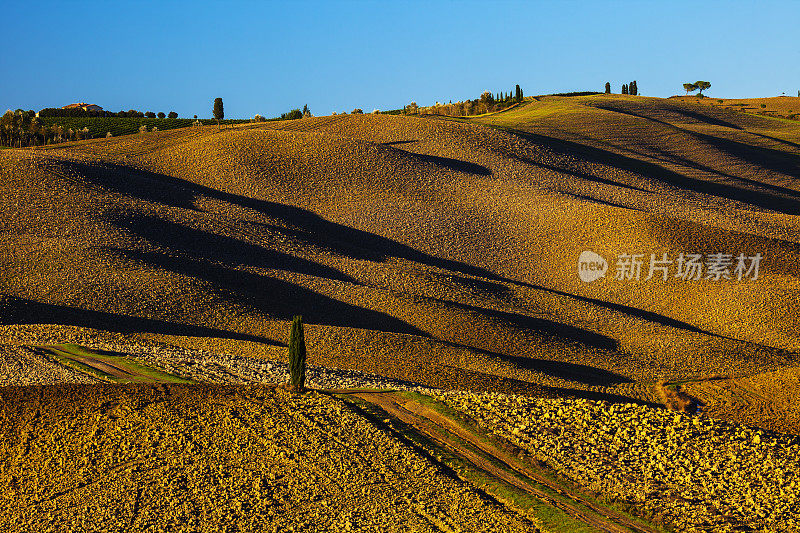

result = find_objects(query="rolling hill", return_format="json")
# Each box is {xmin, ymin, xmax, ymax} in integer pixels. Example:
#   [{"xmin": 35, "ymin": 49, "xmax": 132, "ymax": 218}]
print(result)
[{"xmin": 2, "ymin": 94, "xmax": 800, "ymax": 432}]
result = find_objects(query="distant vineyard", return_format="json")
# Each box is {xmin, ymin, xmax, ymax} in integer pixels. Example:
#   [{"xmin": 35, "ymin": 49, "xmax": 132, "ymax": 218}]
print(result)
[{"xmin": 38, "ymin": 117, "xmax": 253, "ymax": 138}]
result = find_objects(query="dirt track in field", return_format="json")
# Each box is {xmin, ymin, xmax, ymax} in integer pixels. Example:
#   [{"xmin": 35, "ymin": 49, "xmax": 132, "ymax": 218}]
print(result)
[{"xmin": 348, "ymin": 390, "xmax": 660, "ymax": 533}]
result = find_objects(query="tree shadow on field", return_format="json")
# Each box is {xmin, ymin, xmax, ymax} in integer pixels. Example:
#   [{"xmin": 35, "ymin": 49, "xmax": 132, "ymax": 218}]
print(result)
[
  {"xmin": 0, "ymin": 296, "xmax": 283, "ymax": 345},
  {"xmin": 511, "ymin": 130, "xmax": 800, "ymax": 215},
  {"xmin": 112, "ymin": 248, "xmax": 426, "ymax": 337},
  {"xmin": 590, "ymin": 102, "xmax": 738, "ymax": 130},
  {"xmin": 527, "ymin": 284, "xmax": 720, "ymax": 337}
]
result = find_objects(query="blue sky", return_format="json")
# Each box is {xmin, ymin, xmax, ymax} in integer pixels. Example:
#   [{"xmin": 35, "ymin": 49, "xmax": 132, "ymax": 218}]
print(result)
[{"xmin": 2, "ymin": 0, "xmax": 798, "ymax": 118}]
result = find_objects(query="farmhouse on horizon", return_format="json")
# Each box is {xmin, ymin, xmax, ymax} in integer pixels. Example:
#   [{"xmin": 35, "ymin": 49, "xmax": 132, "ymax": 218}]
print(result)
[{"xmin": 62, "ymin": 103, "xmax": 104, "ymax": 113}]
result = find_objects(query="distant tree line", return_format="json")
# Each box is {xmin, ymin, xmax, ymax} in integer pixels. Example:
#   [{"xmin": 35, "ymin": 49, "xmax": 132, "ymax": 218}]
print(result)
[
  {"xmin": 406, "ymin": 84, "xmax": 525, "ymax": 117},
  {"xmin": 38, "ymin": 107, "xmax": 179, "ymax": 118},
  {"xmin": 1, "ymin": 109, "xmax": 93, "ymax": 147},
  {"xmin": 549, "ymin": 91, "xmax": 602, "ymax": 97}
]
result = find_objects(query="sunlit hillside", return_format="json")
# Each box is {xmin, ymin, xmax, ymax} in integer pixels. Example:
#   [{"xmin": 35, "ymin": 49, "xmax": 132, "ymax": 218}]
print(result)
[{"xmin": 2, "ymin": 94, "xmax": 800, "ymax": 431}]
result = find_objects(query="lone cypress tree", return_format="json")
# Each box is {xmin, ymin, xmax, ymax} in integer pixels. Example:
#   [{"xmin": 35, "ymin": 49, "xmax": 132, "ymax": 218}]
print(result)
[
  {"xmin": 515, "ymin": 84, "xmax": 521, "ymax": 101},
  {"xmin": 287, "ymin": 315, "xmax": 307, "ymax": 391},
  {"xmin": 213, "ymin": 97, "xmax": 224, "ymax": 129},
  {"xmin": 605, "ymin": 82, "xmax": 611, "ymax": 94}
]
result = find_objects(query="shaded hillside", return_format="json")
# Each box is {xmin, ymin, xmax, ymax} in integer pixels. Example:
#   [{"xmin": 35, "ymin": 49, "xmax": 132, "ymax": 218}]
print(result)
[{"xmin": 1, "ymin": 98, "xmax": 799, "ymax": 428}]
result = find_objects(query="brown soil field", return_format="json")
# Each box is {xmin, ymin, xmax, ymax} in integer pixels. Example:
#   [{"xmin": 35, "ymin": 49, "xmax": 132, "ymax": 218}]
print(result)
[
  {"xmin": 0, "ymin": 384, "xmax": 536, "ymax": 532},
  {"xmin": 1, "ymin": 95, "xmax": 799, "ymax": 432}
]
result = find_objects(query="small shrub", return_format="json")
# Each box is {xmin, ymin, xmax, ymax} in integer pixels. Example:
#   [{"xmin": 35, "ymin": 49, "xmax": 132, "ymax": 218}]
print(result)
[
  {"xmin": 157, "ymin": 112, "xmax": 165, "ymax": 119},
  {"xmin": 139, "ymin": 125, "xmax": 148, "ymax": 133},
  {"xmin": 152, "ymin": 126, "xmax": 158, "ymax": 132},
  {"xmin": 105, "ymin": 131, "xmax": 112, "ymax": 138},
  {"xmin": 761, "ymin": 103, "xmax": 767, "ymax": 108},
  {"xmin": 351, "ymin": 108, "xmax": 363, "ymax": 114},
  {"xmin": 372, "ymin": 109, "xmax": 380, "ymax": 114},
  {"xmin": 789, "ymin": 113, "xmax": 798, "ymax": 120},
  {"xmin": 717, "ymin": 99, "xmax": 723, "ymax": 103},
  {"xmin": 145, "ymin": 111, "xmax": 156, "ymax": 118},
  {"xmin": 655, "ymin": 380, "xmax": 700, "ymax": 413}
]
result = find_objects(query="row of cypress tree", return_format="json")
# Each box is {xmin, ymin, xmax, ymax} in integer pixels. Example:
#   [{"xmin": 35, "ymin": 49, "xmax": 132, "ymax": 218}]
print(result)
[
  {"xmin": 604, "ymin": 81, "xmax": 639, "ymax": 95},
  {"xmin": 621, "ymin": 81, "xmax": 638, "ymax": 95},
  {"xmin": 492, "ymin": 84, "xmax": 525, "ymax": 104}
]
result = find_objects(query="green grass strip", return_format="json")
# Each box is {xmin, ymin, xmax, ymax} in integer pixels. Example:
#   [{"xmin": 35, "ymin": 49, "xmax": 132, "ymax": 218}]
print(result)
[{"xmin": 42, "ymin": 343, "xmax": 193, "ymax": 384}]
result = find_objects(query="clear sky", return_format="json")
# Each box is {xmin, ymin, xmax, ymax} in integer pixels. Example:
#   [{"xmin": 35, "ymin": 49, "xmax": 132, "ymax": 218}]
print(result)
[{"xmin": 2, "ymin": 0, "xmax": 798, "ymax": 118}]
